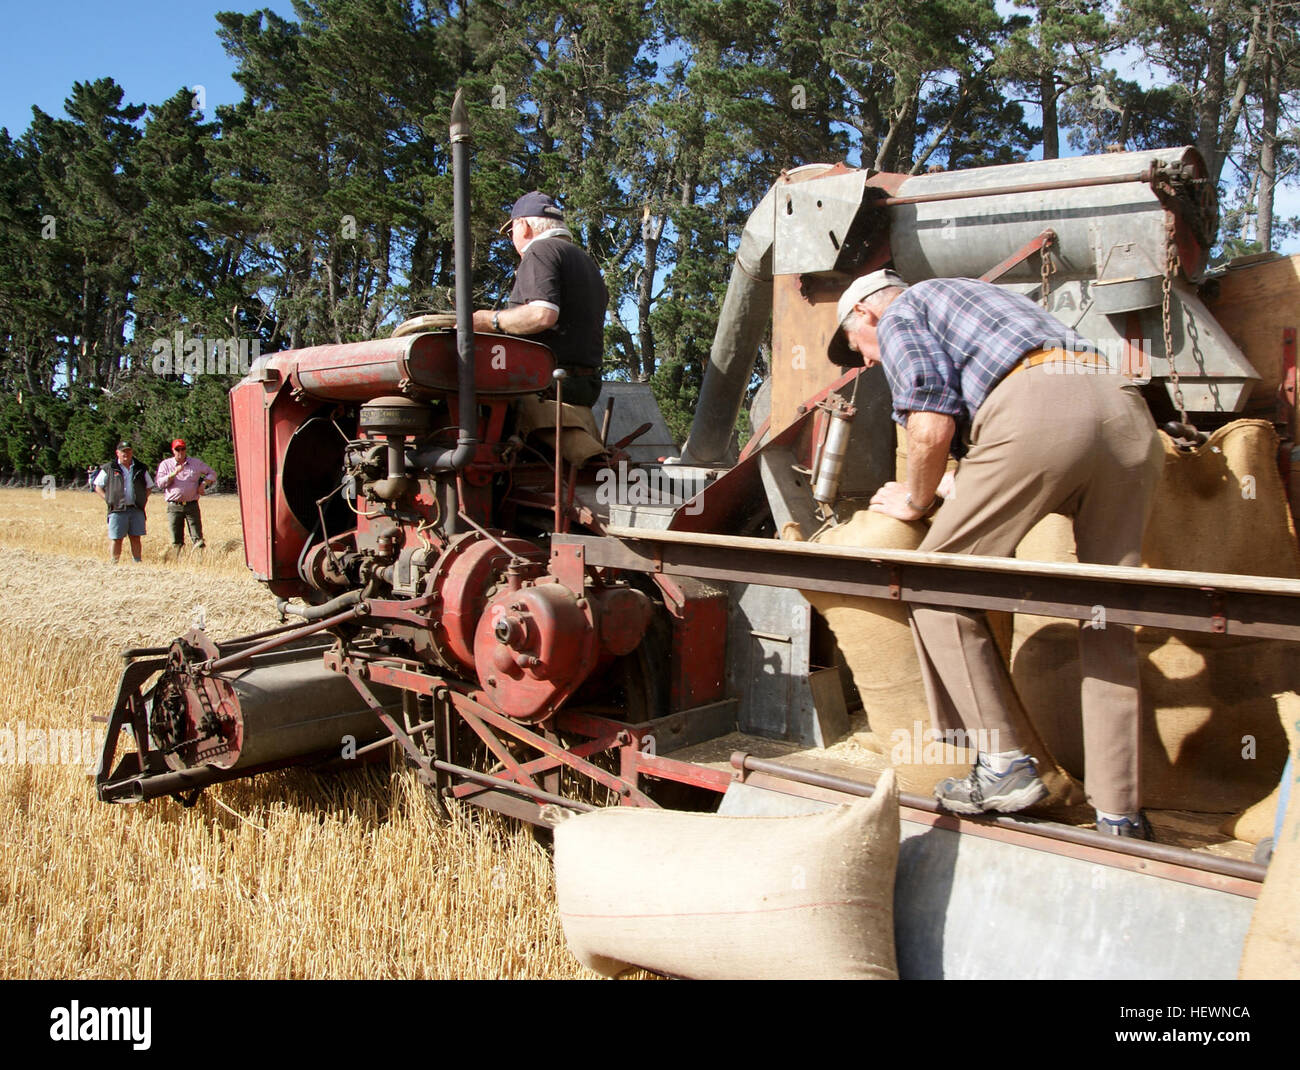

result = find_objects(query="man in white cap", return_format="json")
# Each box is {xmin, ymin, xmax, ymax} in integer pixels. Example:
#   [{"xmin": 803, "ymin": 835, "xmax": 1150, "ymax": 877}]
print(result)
[
  {"xmin": 93, "ymin": 440, "xmax": 154, "ymax": 563},
  {"xmin": 473, "ymin": 191, "xmax": 608, "ymax": 407},
  {"xmin": 832, "ymin": 271, "xmax": 1163, "ymax": 838}
]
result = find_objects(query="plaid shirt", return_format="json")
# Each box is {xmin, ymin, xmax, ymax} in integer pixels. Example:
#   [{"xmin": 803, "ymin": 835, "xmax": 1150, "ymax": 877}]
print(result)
[{"xmin": 877, "ymin": 278, "xmax": 1092, "ymax": 447}]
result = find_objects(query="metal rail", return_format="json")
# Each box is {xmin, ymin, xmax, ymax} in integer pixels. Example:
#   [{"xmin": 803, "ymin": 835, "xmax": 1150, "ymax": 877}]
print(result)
[
  {"xmin": 559, "ymin": 527, "xmax": 1300, "ymax": 640},
  {"xmin": 877, "ymin": 168, "xmax": 1157, "ymax": 208},
  {"xmin": 731, "ymin": 754, "xmax": 1266, "ymax": 886},
  {"xmin": 430, "ymin": 758, "xmax": 597, "ymax": 813}
]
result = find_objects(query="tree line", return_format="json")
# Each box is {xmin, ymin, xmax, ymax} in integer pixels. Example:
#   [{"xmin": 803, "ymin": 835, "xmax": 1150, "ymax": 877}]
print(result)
[{"xmin": 2, "ymin": 0, "xmax": 1299, "ymax": 479}]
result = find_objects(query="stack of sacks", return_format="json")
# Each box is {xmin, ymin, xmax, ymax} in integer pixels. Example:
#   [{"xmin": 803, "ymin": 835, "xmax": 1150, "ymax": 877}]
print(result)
[
  {"xmin": 1011, "ymin": 420, "xmax": 1298, "ymax": 828},
  {"xmin": 783, "ymin": 510, "xmax": 1082, "ymax": 805}
]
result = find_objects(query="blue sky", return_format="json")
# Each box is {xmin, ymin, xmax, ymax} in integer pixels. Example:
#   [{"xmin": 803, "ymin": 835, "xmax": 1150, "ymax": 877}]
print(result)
[
  {"xmin": 3, "ymin": 0, "xmax": 1293, "ymax": 253},
  {"xmin": 0, "ymin": 0, "xmax": 298, "ymax": 136}
]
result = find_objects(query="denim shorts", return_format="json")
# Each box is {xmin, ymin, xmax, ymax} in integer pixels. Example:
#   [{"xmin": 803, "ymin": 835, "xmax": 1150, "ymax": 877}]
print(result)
[{"xmin": 107, "ymin": 508, "xmax": 146, "ymax": 539}]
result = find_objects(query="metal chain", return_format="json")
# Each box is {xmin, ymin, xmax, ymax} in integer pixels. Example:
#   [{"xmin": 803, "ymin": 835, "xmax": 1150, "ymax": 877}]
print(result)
[
  {"xmin": 1039, "ymin": 234, "xmax": 1056, "ymax": 308},
  {"xmin": 1161, "ymin": 229, "xmax": 1189, "ymax": 425}
]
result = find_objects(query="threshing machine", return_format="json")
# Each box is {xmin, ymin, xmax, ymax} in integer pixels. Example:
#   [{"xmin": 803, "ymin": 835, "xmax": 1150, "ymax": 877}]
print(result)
[{"xmin": 97, "ymin": 94, "xmax": 1300, "ymax": 978}]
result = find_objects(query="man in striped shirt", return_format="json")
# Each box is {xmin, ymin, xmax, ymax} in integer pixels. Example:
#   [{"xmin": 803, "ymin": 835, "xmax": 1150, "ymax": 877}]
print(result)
[{"xmin": 834, "ymin": 271, "xmax": 1163, "ymax": 838}]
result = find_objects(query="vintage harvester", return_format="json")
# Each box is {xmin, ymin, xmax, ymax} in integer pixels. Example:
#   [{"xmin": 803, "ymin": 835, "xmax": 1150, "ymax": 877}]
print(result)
[{"xmin": 98, "ymin": 94, "xmax": 1299, "ymax": 978}]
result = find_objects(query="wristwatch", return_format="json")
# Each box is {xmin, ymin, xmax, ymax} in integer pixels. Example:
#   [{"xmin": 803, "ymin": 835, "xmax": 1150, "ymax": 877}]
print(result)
[
  {"xmin": 492, "ymin": 311, "xmax": 502, "ymax": 333},
  {"xmin": 905, "ymin": 491, "xmax": 941, "ymax": 516}
]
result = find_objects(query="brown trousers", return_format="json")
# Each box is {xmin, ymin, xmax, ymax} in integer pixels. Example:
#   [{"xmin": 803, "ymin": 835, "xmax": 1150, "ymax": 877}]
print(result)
[{"xmin": 910, "ymin": 365, "xmax": 1163, "ymax": 814}]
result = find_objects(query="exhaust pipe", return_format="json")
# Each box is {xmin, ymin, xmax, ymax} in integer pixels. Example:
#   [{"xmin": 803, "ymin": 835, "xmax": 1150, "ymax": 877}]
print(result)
[{"xmin": 428, "ymin": 88, "xmax": 478, "ymax": 471}]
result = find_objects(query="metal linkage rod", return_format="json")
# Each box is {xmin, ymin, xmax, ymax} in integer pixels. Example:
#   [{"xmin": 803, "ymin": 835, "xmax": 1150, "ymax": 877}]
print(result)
[
  {"xmin": 204, "ymin": 604, "xmax": 366, "ymax": 673},
  {"xmin": 878, "ymin": 168, "xmax": 1156, "ymax": 208}
]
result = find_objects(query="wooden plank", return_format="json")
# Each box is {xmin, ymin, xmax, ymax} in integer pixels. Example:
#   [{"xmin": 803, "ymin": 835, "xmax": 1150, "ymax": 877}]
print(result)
[
  {"xmin": 1202, "ymin": 253, "xmax": 1300, "ymax": 425},
  {"xmin": 770, "ymin": 274, "xmax": 844, "ymax": 436}
]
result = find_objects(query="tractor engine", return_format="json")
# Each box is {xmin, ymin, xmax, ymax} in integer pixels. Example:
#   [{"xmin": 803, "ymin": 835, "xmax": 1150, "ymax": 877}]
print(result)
[
  {"xmin": 236, "ymin": 334, "xmax": 654, "ymax": 723},
  {"xmin": 96, "ymin": 323, "xmax": 665, "ymax": 806}
]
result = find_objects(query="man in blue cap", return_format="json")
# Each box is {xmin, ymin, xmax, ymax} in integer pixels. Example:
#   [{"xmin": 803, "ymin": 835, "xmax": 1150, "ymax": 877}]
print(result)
[{"xmin": 473, "ymin": 191, "xmax": 608, "ymax": 407}]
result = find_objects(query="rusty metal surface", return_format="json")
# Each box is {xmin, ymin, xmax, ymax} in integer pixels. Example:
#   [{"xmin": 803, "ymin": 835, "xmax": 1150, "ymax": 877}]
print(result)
[
  {"xmin": 562, "ymin": 527, "xmax": 1300, "ymax": 640},
  {"xmin": 280, "ymin": 334, "xmax": 554, "ymax": 402}
]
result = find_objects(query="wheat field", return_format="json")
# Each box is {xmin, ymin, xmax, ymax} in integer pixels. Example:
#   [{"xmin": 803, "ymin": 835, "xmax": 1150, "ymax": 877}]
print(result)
[{"xmin": 0, "ymin": 487, "xmax": 600, "ymax": 979}]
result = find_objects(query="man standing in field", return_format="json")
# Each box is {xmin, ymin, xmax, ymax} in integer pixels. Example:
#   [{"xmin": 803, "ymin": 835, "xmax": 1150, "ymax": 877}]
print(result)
[
  {"xmin": 93, "ymin": 441, "xmax": 154, "ymax": 564},
  {"xmin": 155, "ymin": 438, "xmax": 217, "ymax": 559}
]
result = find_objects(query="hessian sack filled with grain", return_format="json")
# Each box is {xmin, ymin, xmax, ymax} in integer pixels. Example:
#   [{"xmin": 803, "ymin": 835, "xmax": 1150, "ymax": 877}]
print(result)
[
  {"xmin": 1011, "ymin": 421, "xmax": 1299, "ymax": 819},
  {"xmin": 1222, "ymin": 692, "xmax": 1300, "ymax": 842},
  {"xmin": 1238, "ymin": 694, "xmax": 1300, "ymax": 978},
  {"xmin": 784, "ymin": 510, "xmax": 1080, "ymax": 805},
  {"xmin": 553, "ymin": 768, "xmax": 900, "ymax": 980}
]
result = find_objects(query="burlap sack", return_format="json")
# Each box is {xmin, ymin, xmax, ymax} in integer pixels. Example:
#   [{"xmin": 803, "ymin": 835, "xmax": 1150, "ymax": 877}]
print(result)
[
  {"xmin": 1222, "ymin": 694, "xmax": 1299, "ymax": 842},
  {"xmin": 784, "ymin": 514, "xmax": 970, "ymax": 791},
  {"xmin": 1239, "ymin": 695, "xmax": 1300, "ymax": 978},
  {"xmin": 515, "ymin": 395, "xmax": 606, "ymax": 466},
  {"xmin": 554, "ymin": 769, "xmax": 900, "ymax": 980},
  {"xmin": 1144, "ymin": 420, "xmax": 1300, "ymax": 576},
  {"xmin": 1011, "ymin": 422, "xmax": 1299, "ymax": 816},
  {"xmin": 785, "ymin": 511, "xmax": 1079, "ymax": 804}
]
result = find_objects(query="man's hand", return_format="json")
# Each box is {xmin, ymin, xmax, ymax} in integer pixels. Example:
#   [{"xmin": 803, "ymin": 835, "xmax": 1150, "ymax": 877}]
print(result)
[
  {"xmin": 471, "ymin": 309, "xmax": 495, "ymax": 331},
  {"xmin": 869, "ymin": 481, "xmax": 930, "ymax": 521},
  {"xmin": 869, "ymin": 411, "xmax": 957, "ymax": 521}
]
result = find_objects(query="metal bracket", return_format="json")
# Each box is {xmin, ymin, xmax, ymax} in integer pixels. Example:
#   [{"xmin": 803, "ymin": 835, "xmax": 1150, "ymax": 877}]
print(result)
[
  {"xmin": 549, "ymin": 542, "xmax": 586, "ymax": 594},
  {"xmin": 979, "ymin": 228, "xmax": 1057, "ymax": 286},
  {"xmin": 1209, "ymin": 590, "xmax": 1228, "ymax": 634},
  {"xmin": 889, "ymin": 564, "xmax": 903, "ymax": 600}
]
